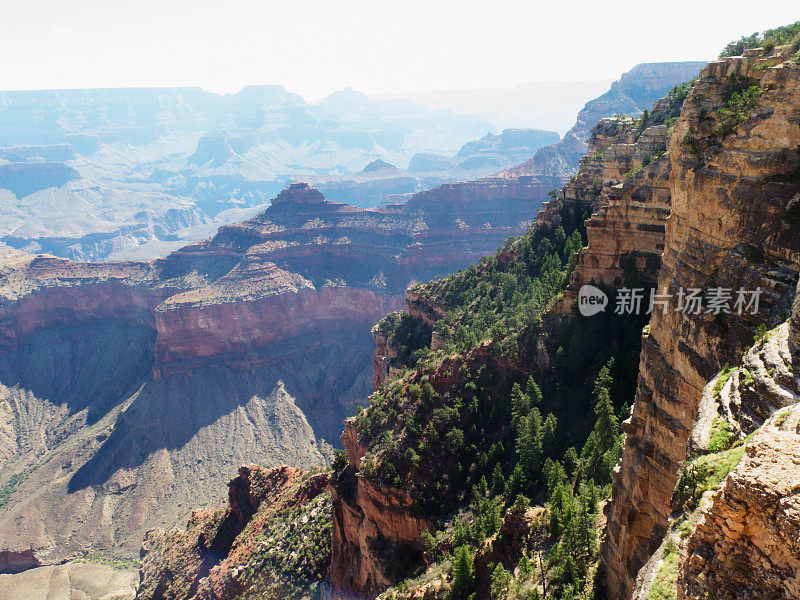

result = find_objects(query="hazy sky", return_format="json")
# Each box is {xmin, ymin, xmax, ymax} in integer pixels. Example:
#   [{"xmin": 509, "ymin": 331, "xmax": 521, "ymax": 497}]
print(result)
[{"xmin": 1, "ymin": 0, "xmax": 797, "ymax": 100}]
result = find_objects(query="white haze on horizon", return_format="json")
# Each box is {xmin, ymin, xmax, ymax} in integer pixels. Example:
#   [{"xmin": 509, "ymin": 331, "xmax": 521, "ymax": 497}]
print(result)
[{"xmin": 0, "ymin": 0, "xmax": 797, "ymax": 121}]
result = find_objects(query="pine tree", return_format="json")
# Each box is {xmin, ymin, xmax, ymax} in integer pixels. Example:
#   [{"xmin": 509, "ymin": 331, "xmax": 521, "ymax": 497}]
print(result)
[
  {"xmin": 490, "ymin": 563, "xmax": 512, "ymax": 599},
  {"xmin": 516, "ymin": 407, "xmax": 543, "ymax": 479},
  {"xmin": 594, "ymin": 385, "xmax": 619, "ymax": 453},
  {"xmin": 451, "ymin": 545, "xmax": 475, "ymax": 599},
  {"xmin": 593, "ymin": 358, "xmax": 614, "ymax": 406},
  {"xmin": 491, "ymin": 463, "xmax": 507, "ymax": 496},
  {"xmin": 510, "ymin": 382, "xmax": 531, "ymax": 432},
  {"xmin": 526, "ymin": 376, "xmax": 542, "ymax": 406},
  {"xmin": 543, "ymin": 413, "xmax": 558, "ymax": 451}
]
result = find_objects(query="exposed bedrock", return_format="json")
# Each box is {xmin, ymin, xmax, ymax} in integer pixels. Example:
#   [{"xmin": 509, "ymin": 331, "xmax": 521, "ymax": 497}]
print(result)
[{"xmin": 602, "ymin": 49, "xmax": 800, "ymax": 597}]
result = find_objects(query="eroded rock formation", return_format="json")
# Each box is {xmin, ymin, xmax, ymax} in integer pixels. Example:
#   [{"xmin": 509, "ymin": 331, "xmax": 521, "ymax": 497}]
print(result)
[
  {"xmin": 137, "ymin": 465, "xmax": 332, "ymax": 600},
  {"xmin": 329, "ymin": 429, "xmax": 432, "ymax": 597},
  {"xmin": 0, "ymin": 178, "xmax": 551, "ymax": 567},
  {"xmin": 602, "ymin": 48, "xmax": 800, "ymax": 597}
]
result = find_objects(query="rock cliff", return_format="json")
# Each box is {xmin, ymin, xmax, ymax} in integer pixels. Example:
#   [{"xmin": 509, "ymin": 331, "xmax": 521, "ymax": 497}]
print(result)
[
  {"xmin": 602, "ymin": 47, "xmax": 800, "ymax": 597},
  {"xmin": 558, "ymin": 89, "xmax": 685, "ymax": 310},
  {"xmin": 678, "ymin": 318, "xmax": 800, "ymax": 600}
]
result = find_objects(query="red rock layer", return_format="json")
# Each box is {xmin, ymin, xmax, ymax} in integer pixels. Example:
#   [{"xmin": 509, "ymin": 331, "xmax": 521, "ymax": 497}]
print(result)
[
  {"xmin": 0, "ymin": 179, "xmax": 555, "ymax": 379},
  {"xmin": 329, "ymin": 423, "xmax": 432, "ymax": 597}
]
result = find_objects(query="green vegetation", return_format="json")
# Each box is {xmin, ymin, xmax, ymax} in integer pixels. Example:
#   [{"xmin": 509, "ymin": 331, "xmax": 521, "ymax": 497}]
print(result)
[
  {"xmin": 637, "ymin": 79, "xmax": 696, "ymax": 135},
  {"xmin": 712, "ymin": 364, "xmax": 734, "ymax": 401},
  {"xmin": 753, "ymin": 323, "xmax": 771, "ymax": 347},
  {"xmin": 719, "ymin": 22, "xmax": 800, "ymax": 57},
  {"xmin": 680, "ymin": 128, "xmax": 706, "ymax": 161},
  {"xmin": 707, "ymin": 417, "xmax": 736, "ymax": 454},
  {"xmin": 715, "ymin": 81, "xmax": 762, "ymax": 136},
  {"xmin": 237, "ymin": 492, "xmax": 332, "ymax": 600},
  {"xmin": 377, "ymin": 311, "xmax": 433, "ymax": 368},
  {"xmin": 343, "ymin": 193, "xmax": 650, "ymax": 599},
  {"xmin": 73, "ymin": 552, "xmax": 140, "ymax": 570},
  {"xmin": 353, "ymin": 197, "xmax": 646, "ymax": 512},
  {"xmin": 676, "ymin": 443, "xmax": 746, "ymax": 507},
  {"xmin": 0, "ymin": 467, "xmax": 36, "ymax": 511},
  {"xmin": 413, "ymin": 199, "xmax": 590, "ymax": 359},
  {"xmin": 590, "ymin": 150, "xmax": 606, "ymax": 161},
  {"xmin": 648, "ymin": 545, "xmax": 679, "ymax": 600}
]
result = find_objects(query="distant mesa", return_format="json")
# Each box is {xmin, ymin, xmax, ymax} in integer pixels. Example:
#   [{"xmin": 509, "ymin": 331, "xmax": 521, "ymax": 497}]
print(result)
[
  {"xmin": 455, "ymin": 128, "xmax": 559, "ymax": 159},
  {"xmin": 361, "ymin": 159, "xmax": 397, "ymax": 173},
  {"xmin": 317, "ymin": 86, "xmax": 371, "ymax": 112},
  {"xmin": 187, "ymin": 134, "xmax": 236, "ymax": 167},
  {"xmin": 270, "ymin": 181, "xmax": 327, "ymax": 205},
  {"xmin": 506, "ymin": 60, "xmax": 706, "ymax": 178}
]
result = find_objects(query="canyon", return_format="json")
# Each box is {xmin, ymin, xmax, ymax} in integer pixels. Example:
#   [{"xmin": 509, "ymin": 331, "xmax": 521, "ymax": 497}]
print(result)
[
  {"xmin": 0, "ymin": 168, "xmax": 558, "ymax": 571},
  {"xmin": 321, "ymin": 42, "xmax": 800, "ymax": 600},
  {"xmin": 0, "ymin": 63, "xmax": 701, "ymax": 262},
  {"xmin": 0, "ymin": 45, "xmax": 755, "ymax": 600}
]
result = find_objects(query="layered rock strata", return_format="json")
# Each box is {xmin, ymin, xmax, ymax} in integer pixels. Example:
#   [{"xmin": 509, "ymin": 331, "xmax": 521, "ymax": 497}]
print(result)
[
  {"xmin": 602, "ymin": 48, "xmax": 800, "ymax": 597},
  {"xmin": 679, "ymin": 319, "xmax": 800, "ymax": 600},
  {"xmin": 0, "ymin": 178, "xmax": 551, "ymax": 566},
  {"xmin": 559, "ymin": 116, "xmax": 673, "ymax": 309}
]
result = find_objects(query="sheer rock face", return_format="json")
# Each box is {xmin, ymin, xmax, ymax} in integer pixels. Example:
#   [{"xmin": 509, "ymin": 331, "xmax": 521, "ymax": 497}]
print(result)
[
  {"xmin": 677, "ymin": 320, "xmax": 800, "ymax": 600},
  {"xmin": 558, "ymin": 114, "xmax": 673, "ymax": 311},
  {"xmin": 329, "ymin": 429, "xmax": 431, "ymax": 597},
  {"xmin": 602, "ymin": 49, "xmax": 800, "ymax": 598}
]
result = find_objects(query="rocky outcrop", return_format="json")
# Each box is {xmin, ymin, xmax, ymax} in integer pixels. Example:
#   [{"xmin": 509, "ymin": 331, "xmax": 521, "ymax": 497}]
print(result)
[
  {"xmin": 602, "ymin": 48, "xmax": 800, "ymax": 598},
  {"xmin": 473, "ymin": 507, "xmax": 538, "ymax": 599},
  {"xmin": 329, "ymin": 431, "xmax": 432, "ymax": 597},
  {"xmin": 507, "ymin": 62, "xmax": 705, "ymax": 180},
  {"xmin": 137, "ymin": 465, "xmax": 332, "ymax": 600},
  {"xmin": 682, "ymin": 418, "xmax": 800, "ymax": 599}
]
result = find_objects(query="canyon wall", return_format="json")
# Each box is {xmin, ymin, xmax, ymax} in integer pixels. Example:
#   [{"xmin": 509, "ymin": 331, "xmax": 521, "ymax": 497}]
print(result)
[
  {"xmin": 558, "ymin": 96, "xmax": 680, "ymax": 310},
  {"xmin": 0, "ymin": 178, "xmax": 553, "ymax": 568},
  {"xmin": 678, "ymin": 317, "xmax": 800, "ymax": 600},
  {"xmin": 602, "ymin": 48, "xmax": 800, "ymax": 597},
  {"xmin": 507, "ymin": 61, "xmax": 705, "ymax": 179}
]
